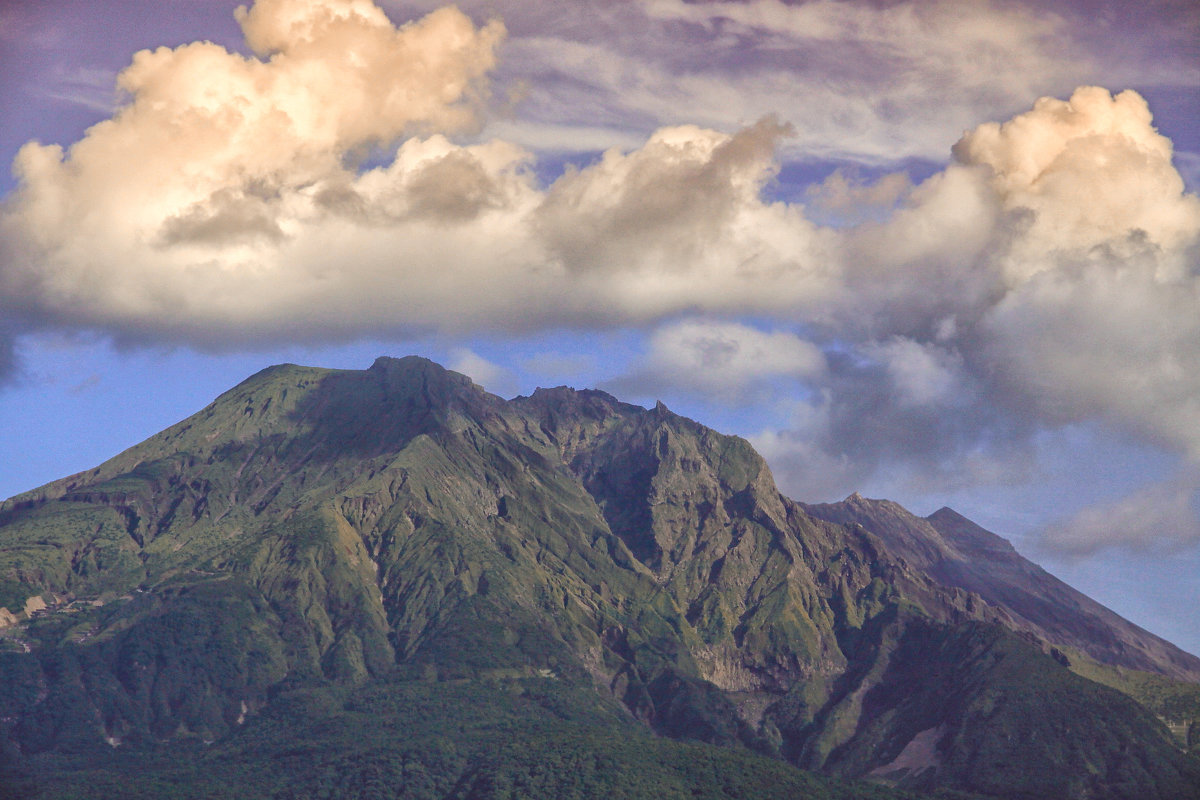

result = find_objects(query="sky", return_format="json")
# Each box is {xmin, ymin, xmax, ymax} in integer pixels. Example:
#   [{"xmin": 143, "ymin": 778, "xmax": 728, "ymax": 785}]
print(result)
[{"xmin": 1, "ymin": 0, "xmax": 1199, "ymax": 655}]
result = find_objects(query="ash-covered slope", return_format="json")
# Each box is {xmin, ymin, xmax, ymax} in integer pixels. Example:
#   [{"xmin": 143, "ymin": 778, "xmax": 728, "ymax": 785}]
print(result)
[
  {"xmin": 0, "ymin": 356, "xmax": 1197, "ymax": 800},
  {"xmin": 802, "ymin": 495, "xmax": 1200, "ymax": 682}
]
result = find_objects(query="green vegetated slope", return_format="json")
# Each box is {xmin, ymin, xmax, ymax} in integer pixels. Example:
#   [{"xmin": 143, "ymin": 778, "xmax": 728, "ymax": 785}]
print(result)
[
  {"xmin": 0, "ymin": 356, "xmax": 1197, "ymax": 800},
  {"xmin": 1065, "ymin": 655, "xmax": 1200, "ymax": 756},
  {"xmin": 2, "ymin": 675, "xmax": 918, "ymax": 800}
]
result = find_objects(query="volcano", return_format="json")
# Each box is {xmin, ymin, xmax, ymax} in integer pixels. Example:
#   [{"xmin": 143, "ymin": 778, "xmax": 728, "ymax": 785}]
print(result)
[{"xmin": 1, "ymin": 356, "xmax": 1196, "ymax": 799}]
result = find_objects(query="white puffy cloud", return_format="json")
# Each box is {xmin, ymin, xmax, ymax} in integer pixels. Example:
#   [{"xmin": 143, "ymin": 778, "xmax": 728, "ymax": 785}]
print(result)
[
  {"xmin": 1044, "ymin": 478, "xmax": 1200, "ymax": 553},
  {"xmin": 960, "ymin": 89, "xmax": 1200, "ymax": 458},
  {"xmin": 608, "ymin": 319, "xmax": 825, "ymax": 403},
  {"xmin": 0, "ymin": 21, "xmax": 837, "ymax": 343},
  {"xmin": 447, "ymin": 347, "xmax": 517, "ymax": 396},
  {"xmin": 0, "ymin": 0, "xmax": 516, "ymax": 342},
  {"xmin": 805, "ymin": 170, "xmax": 912, "ymax": 226},
  {"xmin": 742, "ymin": 87, "xmax": 1200, "ymax": 506},
  {"xmin": 954, "ymin": 87, "xmax": 1200, "ymax": 285},
  {"xmin": 2, "ymin": 0, "xmax": 1199, "ymax": 554},
  {"xmin": 533, "ymin": 117, "xmax": 837, "ymax": 321},
  {"xmin": 844, "ymin": 88, "xmax": 1199, "ymax": 423},
  {"xmin": 868, "ymin": 338, "xmax": 965, "ymax": 409}
]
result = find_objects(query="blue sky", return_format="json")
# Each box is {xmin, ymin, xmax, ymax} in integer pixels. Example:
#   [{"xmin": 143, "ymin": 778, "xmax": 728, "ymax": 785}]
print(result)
[{"xmin": 1, "ymin": 0, "xmax": 1199, "ymax": 655}]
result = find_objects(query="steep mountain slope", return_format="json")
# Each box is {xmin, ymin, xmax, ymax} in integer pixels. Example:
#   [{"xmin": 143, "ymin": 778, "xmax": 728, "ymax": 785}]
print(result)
[
  {"xmin": 802, "ymin": 495, "xmax": 1200, "ymax": 682},
  {"xmin": 0, "ymin": 356, "xmax": 1197, "ymax": 799},
  {"xmin": 802, "ymin": 493, "xmax": 1200, "ymax": 767}
]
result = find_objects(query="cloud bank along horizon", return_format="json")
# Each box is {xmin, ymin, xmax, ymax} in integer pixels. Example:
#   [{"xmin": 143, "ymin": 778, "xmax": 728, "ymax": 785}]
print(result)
[{"xmin": 2, "ymin": 0, "xmax": 1199, "ymax": 554}]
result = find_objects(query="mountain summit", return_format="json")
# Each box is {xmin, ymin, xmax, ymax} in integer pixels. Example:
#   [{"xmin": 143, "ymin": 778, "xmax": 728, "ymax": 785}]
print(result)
[{"xmin": 1, "ymin": 357, "xmax": 1198, "ymax": 799}]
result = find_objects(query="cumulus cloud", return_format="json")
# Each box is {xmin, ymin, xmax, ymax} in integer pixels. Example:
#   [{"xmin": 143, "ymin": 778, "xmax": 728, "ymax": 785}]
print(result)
[
  {"xmin": 1044, "ymin": 478, "xmax": 1200, "ymax": 553},
  {"xmin": 954, "ymin": 87, "xmax": 1199, "ymax": 284},
  {"xmin": 751, "ymin": 338, "xmax": 1038, "ymax": 500},
  {"xmin": 0, "ymin": 5, "xmax": 837, "ymax": 346},
  {"xmin": 608, "ymin": 319, "xmax": 824, "ymax": 404},
  {"xmin": 533, "ymin": 117, "xmax": 836, "ymax": 320},
  {"xmin": 0, "ymin": 0, "xmax": 515, "ymax": 342},
  {"xmin": 447, "ymin": 347, "xmax": 517, "ymax": 396},
  {"xmin": 805, "ymin": 170, "xmax": 912, "ymax": 226},
  {"xmin": 961, "ymin": 90, "xmax": 1200, "ymax": 459},
  {"xmin": 2, "ymin": 0, "xmax": 1199, "ymax": 553},
  {"xmin": 745, "ymin": 87, "xmax": 1200, "ymax": 503}
]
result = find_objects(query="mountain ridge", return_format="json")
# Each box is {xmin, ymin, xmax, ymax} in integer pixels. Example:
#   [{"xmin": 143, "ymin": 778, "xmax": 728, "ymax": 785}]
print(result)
[
  {"xmin": 802, "ymin": 494, "xmax": 1200, "ymax": 681},
  {"xmin": 1, "ymin": 355, "xmax": 1197, "ymax": 799}
]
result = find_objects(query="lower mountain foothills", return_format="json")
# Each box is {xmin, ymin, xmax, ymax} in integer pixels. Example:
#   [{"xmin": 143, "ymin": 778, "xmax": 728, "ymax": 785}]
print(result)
[{"xmin": 0, "ymin": 356, "xmax": 1197, "ymax": 799}]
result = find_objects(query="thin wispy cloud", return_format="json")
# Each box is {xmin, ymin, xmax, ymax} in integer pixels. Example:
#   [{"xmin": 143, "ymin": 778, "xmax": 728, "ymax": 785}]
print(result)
[
  {"xmin": 39, "ymin": 66, "xmax": 120, "ymax": 113},
  {"xmin": 1045, "ymin": 475, "xmax": 1200, "ymax": 554},
  {"xmin": 392, "ymin": 0, "xmax": 1193, "ymax": 164}
]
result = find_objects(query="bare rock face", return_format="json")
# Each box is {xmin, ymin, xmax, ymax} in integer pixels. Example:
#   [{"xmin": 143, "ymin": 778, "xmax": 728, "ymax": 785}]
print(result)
[{"xmin": 1, "ymin": 356, "xmax": 1198, "ymax": 800}]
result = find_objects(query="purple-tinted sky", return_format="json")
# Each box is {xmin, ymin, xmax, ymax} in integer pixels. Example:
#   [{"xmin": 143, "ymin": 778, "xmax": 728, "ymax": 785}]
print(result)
[{"xmin": 1, "ymin": 0, "xmax": 1199, "ymax": 655}]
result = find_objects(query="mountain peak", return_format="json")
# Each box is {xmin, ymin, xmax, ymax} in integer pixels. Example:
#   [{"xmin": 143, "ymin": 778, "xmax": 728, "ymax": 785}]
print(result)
[
  {"xmin": 367, "ymin": 354, "xmax": 481, "ymax": 394},
  {"xmin": 926, "ymin": 506, "xmax": 1018, "ymax": 557},
  {"xmin": 368, "ymin": 354, "xmax": 440, "ymax": 373},
  {"xmin": 926, "ymin": 506, "xmax": 967, "ymax": 524},
  {"xmin": 838, "ymin": 491, "xmax": 910, "ymax": 517},
  {"xmin": 524, "ymin": 385, "xmax": 623, "ymax": 407}
]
